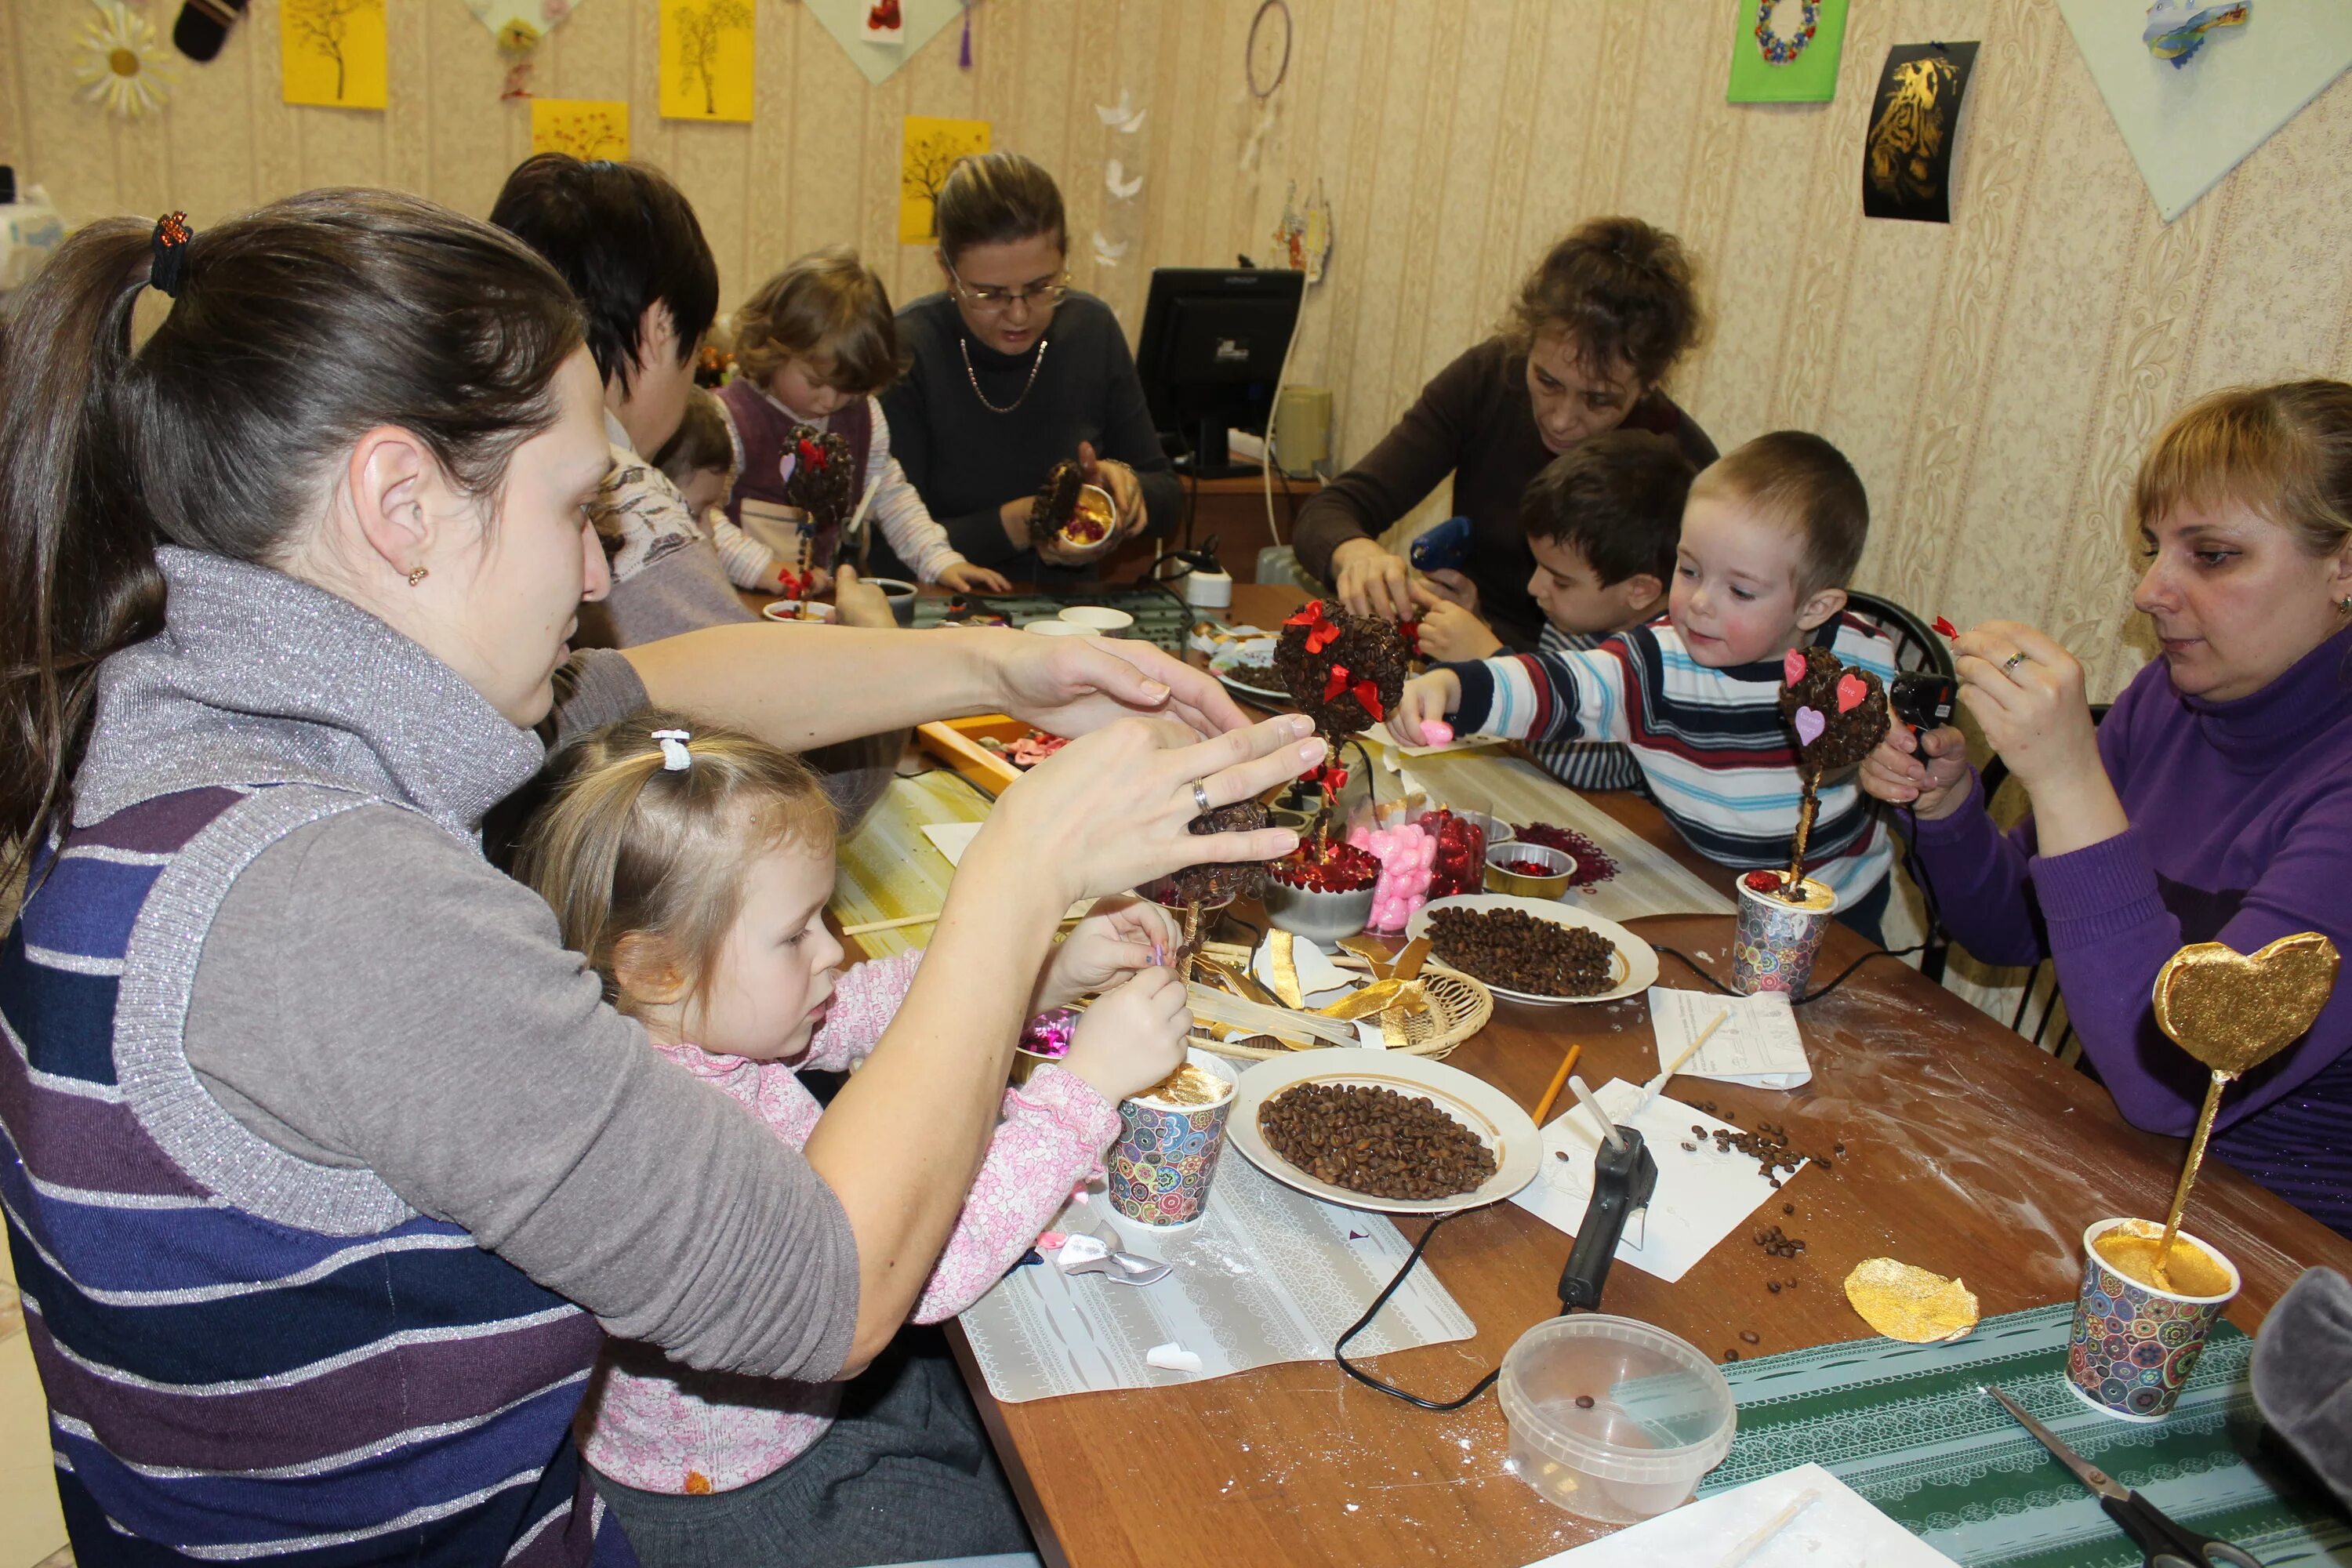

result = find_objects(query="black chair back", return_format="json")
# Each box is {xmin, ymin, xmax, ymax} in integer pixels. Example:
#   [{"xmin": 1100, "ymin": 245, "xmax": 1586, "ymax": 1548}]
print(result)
[{"xmin": 1846, "ymin": 590, "xmax": 1956, "ymax": 681}]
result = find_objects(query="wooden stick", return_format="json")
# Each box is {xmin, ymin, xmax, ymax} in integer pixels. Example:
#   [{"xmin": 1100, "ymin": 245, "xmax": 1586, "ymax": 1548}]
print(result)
[
  {"xmin": 1567, "ymin": 1074, "xmax": 1624, "ymax": 1154},
  {"xmin": 1646, "ymin": 1011, "xmax": 1740, "ymax": 1109},
  {"xmin": 1784, "ymin": 764, "xmax": 1823, "ymax": 891},
  {"xmin": 1531, "ymin": 1044, "xmax": 1585, "ymax": 1127},
  {"xmin": 837, "ymin": 910, "xmax": 943, "ymax": 937},
  {"xmin": 1715, "ymin": 1486, "xmax": 1821, "ymax": 1568},
  {"xmin": 2157, "ymin": 1069, "xmax": 2233, "ymax": 1287}
]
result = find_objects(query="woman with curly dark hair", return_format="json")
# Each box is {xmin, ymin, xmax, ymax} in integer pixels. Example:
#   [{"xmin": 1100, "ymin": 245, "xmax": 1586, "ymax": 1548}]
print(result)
[{"xmin": 1294, "ymin": 216, "xmax": 1716, "ymax": 651}]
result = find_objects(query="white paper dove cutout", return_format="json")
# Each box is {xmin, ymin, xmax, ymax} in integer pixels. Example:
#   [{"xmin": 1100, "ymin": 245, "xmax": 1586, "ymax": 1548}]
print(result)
[
  {"xmin": 1105, "ymin": 160, "xmax": 1144, "ymax": 199},
  {"xmin": 1091, "ymin": 232, "xmax": 1131, "ymax": 267},
  {"xmin": 1094, "ymin": 89, "xmax": 1146, "ymax": 132}
]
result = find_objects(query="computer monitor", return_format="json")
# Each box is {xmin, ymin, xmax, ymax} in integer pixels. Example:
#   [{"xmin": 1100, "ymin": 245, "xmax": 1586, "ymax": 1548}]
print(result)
[{"xmin": 1134, "ymin": 266, "xmax": 1305, "ymax": 478}]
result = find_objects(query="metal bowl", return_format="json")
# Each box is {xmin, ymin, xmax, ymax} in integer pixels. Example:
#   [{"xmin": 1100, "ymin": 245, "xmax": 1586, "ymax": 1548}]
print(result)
[
  {"xmin": 1262, "ymin": 877, "xmax": 1377, "ymax": 946},
  {"xmin": 1484, "ymin": 841, "xmax": 1575, "ymax": 899}
]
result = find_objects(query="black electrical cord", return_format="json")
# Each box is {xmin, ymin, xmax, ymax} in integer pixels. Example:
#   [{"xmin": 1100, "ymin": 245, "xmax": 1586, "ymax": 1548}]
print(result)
[{"xmin": 1334, "ymin": 1210, "xmax": 1502, "ymax": 1410}]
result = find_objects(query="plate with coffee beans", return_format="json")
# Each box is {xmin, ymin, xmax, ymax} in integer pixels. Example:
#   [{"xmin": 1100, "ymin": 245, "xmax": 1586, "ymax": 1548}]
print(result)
[
  {"xmin": 1406, "ymin": 895, "xmax": 1657, "ymax": 1005},
  {"xmin": 1230, "ymin": 1048, "xmax": 1541, "ymax": 1214}
]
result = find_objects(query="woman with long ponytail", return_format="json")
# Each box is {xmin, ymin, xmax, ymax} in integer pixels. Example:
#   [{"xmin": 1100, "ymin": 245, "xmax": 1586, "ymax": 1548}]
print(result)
[{"xmin": 0, "ymin": 193, "xmax": 1312, "ymax": 1563}]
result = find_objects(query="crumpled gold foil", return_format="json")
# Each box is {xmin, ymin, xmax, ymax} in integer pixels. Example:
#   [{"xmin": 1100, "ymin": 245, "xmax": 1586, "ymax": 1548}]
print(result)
[
  {"xmin": 2152, "ymin": 931, "xmax": 2339, "ymax": 1076},
  {"xmin": 1316, "ymin": 978, "xmax": 1427, "ymax": 1022},
  {"xmin": 1843, "ymin": 1258, "xmax": 1980, "ymax": 1343},
  {"xmin": 1269, "ymin": 930, "xmax": 1305, "ymax": 1010}
]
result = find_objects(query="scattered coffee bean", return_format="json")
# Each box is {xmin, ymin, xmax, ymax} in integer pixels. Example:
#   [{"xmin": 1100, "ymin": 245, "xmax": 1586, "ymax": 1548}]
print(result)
[
  {"xmin": 1679, "ymin": 1142, "xmax": 1697, "ymax": 1152},
  {"xmin": 1834, "ymin": 1142, "xmax": 1847, "ymax": 1157},
  {"xmin": 1574, "ymin": 1394, "xmax": 1595, "ymax": 1410},
  {"xmin": 1425, "ymin": 907, "xmax": 1617, "ymax": 996},
  {"xmin": 1740, "ymin": 1330, "xmax": 1759, "ymax": 1345},
  {"xmin": 1555, "ymin": 1149, "xmax": 1571, "ymax": 1162},
  {"xmin": 1767, "ymin": 1281, "xmax": 1782, "ymax": 1294},
  {"xmin": 1783, "ymin": 1203, "xmax": 1795, "ymax": 1215},
  {"xmin": 1258, "ymin": 1082, "xmax": 1496, "ymax": 1200},
  {"xmin": 1692, "ymin": 1124, "xmax": 1707, "ymax": 1137},
  {"xmin": 1723, "ymin": 1348, "xmax": 1740, "ymax": 1362}
]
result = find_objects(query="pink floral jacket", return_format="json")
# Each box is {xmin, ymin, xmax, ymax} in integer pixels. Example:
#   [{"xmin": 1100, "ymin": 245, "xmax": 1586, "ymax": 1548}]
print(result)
[{"xmin": 575, "ymin": 952, "xmax": 1119, "ymax": 1495}]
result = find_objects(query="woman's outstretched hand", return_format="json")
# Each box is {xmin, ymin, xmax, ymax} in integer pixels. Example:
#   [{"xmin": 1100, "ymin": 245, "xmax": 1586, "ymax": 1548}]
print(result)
[
  {"xmin": 982, "ymin": 713, "xmax": 1319, "ymax": 908},
  {"xmin": 991, "ymin": 630, "xmax": 1250, "ymax": 741}
]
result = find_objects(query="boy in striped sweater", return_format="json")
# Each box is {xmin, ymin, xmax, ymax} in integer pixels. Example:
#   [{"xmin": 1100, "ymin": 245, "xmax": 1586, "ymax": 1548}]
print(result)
[
  {"xmin": 1410, "ymin": 430, "xmax": 1697, "ymax": 791},
  {"xmin": 1392, "ymin": 431, "xmax": 1899, "ymax": 939}
]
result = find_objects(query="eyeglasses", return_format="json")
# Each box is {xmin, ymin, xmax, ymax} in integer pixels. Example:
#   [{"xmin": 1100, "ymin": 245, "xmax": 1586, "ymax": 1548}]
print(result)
[{"xmin": 945, "ymin": 260, "xmax": 1070, "ymax": 314}]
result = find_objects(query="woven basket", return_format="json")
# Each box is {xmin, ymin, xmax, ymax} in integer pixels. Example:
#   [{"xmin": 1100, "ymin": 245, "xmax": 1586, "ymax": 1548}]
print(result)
[{"xmin": 1188, "ymin": 965, "xmax": 1493, "ymax": 1063}]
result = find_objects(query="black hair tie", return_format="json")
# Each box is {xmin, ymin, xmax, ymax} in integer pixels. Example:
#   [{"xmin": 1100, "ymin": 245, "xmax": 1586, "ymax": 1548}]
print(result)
[{"xmin": 149, "ymin": 212, "xmax": 193, "ymax": 298}]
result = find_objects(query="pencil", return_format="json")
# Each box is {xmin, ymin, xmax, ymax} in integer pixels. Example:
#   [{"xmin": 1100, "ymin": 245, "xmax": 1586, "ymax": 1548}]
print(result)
[{"xmin": 1531, "ymin": 1043, "xmax": 1584, "ymax": 1126}]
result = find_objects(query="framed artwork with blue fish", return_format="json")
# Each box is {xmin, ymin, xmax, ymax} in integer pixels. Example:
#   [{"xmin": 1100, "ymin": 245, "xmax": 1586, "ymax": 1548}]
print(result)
[{"xmin": 1861, "ymin": 42, "xmax": 1980, "ymax": 224}]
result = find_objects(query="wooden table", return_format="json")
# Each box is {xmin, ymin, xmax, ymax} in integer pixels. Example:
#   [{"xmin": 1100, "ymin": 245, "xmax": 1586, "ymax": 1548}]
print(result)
[{"xmin": 857, "ymin": 582, "xmax": 2352, "ymax": 1566}]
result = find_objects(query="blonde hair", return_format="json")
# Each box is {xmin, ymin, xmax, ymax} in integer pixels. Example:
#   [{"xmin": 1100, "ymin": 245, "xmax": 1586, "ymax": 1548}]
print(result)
[
  {"xmin": 2134, "ymin": 381, "xmax": 2352, "ymax": 558},
  {"xmin": 731, "ymin": 245, "xmax": 904, "ymax": 397},
  {"xmin": 515, "ymin": 713, "xmax": 837, "ymax": 1019},
  {"xmin": 651, "ymin": 386, "xmax": 735, "ymax": 493},
  {"xmin": 1690, "ymin": 430, "xmax": 1870, "ymax": 601}
]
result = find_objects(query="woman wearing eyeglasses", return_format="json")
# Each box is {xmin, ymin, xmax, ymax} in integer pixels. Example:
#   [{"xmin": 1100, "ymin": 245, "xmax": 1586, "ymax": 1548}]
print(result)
[{"xmin": 877, "ymin": 151, "xmax": 1179, "ymax": 583}]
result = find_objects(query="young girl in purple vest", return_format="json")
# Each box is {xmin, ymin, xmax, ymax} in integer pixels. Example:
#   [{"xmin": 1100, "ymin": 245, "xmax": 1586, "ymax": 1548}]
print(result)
[
  {"xmin": 715, "ymin": 245, "xmax": 1011, "ymax": 597},
  {"xmin": 517, "ymin": 715, "xmax": 1184, "ymax": 1563}
]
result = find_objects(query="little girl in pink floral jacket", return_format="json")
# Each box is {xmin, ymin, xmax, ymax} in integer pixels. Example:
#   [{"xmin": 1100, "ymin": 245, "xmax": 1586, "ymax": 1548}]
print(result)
[{"xmin": 516, "ymin": 714, "xmax": 1192, "ymax": 1558}]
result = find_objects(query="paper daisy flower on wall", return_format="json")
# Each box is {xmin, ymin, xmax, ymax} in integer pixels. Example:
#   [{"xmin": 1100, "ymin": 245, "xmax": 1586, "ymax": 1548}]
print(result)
[{"xmin": 76, "ymin": 1, "xmax": 172, "ymax": 120}]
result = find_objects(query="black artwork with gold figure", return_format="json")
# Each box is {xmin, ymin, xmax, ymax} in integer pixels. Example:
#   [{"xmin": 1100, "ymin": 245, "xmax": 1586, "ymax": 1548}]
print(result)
[{"xmin": 1862, "ymin": 42, "xmax": 1979, "ymax": 223}]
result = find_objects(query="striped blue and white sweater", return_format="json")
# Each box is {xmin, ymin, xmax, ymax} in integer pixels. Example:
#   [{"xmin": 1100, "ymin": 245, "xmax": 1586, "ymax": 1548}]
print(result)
[{"xmin": 1444, "ymin": 614, "xmax": 1898, "ymax": 902}]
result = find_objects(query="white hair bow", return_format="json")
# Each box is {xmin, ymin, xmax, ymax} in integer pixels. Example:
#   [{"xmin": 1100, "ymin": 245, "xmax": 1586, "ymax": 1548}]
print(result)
[{"xmin": 652, "ymin": 729, "xmax": 692, "ymax": 771}]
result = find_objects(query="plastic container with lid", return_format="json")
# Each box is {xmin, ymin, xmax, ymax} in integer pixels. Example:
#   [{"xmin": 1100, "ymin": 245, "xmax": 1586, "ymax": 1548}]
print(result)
[{"xmin": 1497, "ymin": 1315, "xmax": 1736, "ymax": 1523}]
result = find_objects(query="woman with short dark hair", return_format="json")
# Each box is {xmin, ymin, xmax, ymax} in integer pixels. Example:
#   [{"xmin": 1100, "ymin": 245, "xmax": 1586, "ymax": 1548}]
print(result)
[
  {"xmin": 1294, "ymin": 216, "xmax": 1717, "ymax": 649},
  {"xmin": 877, "ymin": 151, "xmax": 1179, "ymax": 583}
]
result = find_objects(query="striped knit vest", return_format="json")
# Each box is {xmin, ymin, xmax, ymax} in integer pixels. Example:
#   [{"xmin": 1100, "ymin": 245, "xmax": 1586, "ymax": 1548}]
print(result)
[{"xmin": 0, "ymin": 784, "xmax": 634, "ymax": 1566}]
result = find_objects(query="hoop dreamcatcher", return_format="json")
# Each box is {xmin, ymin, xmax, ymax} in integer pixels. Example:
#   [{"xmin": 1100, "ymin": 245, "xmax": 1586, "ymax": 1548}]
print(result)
[{"xmin": 1755, "ymin": 0, "xmax": 1819, "ymax": 65}]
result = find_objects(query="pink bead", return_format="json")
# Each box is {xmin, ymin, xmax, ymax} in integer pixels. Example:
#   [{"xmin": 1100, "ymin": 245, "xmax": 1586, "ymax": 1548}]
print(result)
[{"xmin": 1422, "ymin": 720, "xmax": 1454, "ymax": 746}]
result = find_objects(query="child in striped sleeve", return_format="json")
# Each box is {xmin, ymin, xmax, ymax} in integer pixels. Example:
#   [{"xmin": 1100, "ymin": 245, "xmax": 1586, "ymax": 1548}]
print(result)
[
  {"xmin": 1392, "ymin": 430, "xmax": 1900, "ymax": 940},
  {"xmin": 1410, "ymin": 429, "xmax": 1697, "ymax": 792}
]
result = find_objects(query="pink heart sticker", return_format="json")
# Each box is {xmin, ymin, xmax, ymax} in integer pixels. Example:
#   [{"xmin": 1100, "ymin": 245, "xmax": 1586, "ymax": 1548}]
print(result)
[
  {"xmin": 1794, "ymin": 706, "xmax": 1826, "ymax": 748},
  {"xmin": 1782, "ymin": 649, "xmax": 1808, "ymax": 688},
  {"xmin": 777, "ymin": 452, "xmax": 797, "ymax": 486},
  {"xmin": 1835, "ymin": 672, "xmax": 1868, "ymax": 713}
]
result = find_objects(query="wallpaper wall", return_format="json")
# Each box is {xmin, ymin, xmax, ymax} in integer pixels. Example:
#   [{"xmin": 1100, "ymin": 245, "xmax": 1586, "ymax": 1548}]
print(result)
[{"xmin": 7, "ymin": 0, "xmax": 2351, "ymax": 1009}]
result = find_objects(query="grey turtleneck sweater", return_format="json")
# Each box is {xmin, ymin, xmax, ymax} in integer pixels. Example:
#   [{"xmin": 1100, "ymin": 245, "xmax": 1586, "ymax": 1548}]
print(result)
[{"xmin": 74, "ymin": 548, "xmax": 858, "ymax": 1381}]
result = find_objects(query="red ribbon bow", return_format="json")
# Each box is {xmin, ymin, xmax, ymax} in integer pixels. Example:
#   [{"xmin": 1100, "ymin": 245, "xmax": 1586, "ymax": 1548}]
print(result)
[
  {"xmin": 1352, "ymin": 681, "xmax": 1385, "ymax": 722},
  {"xmin": 797, "ymin": 437, "xmax": 829, "ymax": 470},
  {"xmin": 1305, "ymin": 760, "xmax": 1350, "ymax": 799},
  {"xmin": 1323, "ymin": 663, "xmax": 1350, "ymax": 703},
  {"xmin": 1285, "ymin": 600, "xmax": 1341, "ymax": 654}
]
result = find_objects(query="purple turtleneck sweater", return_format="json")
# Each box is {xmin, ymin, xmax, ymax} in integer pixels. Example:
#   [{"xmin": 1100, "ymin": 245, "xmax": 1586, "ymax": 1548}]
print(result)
[{"xmin": 1914, "ymin": 625, "xmax": 2352, "ymax": 1238}]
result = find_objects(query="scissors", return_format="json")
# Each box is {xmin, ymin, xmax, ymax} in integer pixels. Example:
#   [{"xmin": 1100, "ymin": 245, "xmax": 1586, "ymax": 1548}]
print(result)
[{"xmin": 1985, "ymin": 1385, "xmax": 2263, "ymax": 1566}]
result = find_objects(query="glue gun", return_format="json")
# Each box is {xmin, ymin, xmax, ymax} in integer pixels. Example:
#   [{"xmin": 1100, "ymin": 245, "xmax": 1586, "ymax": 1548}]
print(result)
[
  {"xmin": 1408, "ymin": 514, "xmax": 1475, "ymax": 575},
  {"xmin": 1556, "ymin": 1125, "xmax": 1659, "ymax": 1313}
]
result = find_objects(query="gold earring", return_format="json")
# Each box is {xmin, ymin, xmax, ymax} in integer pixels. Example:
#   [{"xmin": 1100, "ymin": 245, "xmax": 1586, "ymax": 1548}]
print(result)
[{"xmin": 407, "ymin": 565, "xmax": 429, "ymax": 587}]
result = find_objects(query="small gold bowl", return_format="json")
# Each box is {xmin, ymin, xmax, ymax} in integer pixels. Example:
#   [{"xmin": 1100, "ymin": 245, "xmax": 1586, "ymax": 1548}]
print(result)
[
  {"xmin": 1484, "ymin": 842, "xmax": 1575, "ymax": 899},
  {"xmin": 1054, "ymin": 484, "xmax": 1120, "ymax": 562}
]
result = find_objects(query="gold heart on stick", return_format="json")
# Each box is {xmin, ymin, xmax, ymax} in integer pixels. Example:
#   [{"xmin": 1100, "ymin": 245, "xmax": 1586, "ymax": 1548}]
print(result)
[
  {"xmin": 2147, "ymin": 931, "xmax": 2339, "ymax": 1284},
  {"xmin": 2153, "ymin": 931, "xmax": 2340, "ymax": 1074}
]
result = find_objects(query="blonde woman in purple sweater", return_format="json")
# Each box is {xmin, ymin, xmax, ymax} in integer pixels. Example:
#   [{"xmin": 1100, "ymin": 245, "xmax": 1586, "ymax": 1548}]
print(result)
[{"xmin": 1866, "ymin": 382, "xmax": 2352, "ymax": 1238}]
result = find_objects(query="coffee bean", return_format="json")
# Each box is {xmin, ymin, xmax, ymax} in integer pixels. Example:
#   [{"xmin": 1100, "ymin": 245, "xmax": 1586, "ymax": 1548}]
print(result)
[
  {"xmin": 1723, "ymin": 1348, "xmax": 1740, "ymax": 1362},
  {"xmin": 1767, "ymin": 1282, "xmax": 1782, "ymax": 1294},
  {"xmin": 1782, "ymin": 1203, "xmax": 1795, "ymax": 1215},
  {"xmin": 1679, "ymin": 1142, "xmax": 1697, "ymax": 1152},
  {"xmin": 1574, "ymin": 1394, "xmax": 1595, "ymax": 1410}
]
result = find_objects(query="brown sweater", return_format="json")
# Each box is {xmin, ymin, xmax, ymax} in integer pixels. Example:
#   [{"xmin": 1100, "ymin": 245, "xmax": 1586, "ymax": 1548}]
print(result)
[{"xmin": 1292, "ymin": 336, "xmax": 1716, "ymax": 651}]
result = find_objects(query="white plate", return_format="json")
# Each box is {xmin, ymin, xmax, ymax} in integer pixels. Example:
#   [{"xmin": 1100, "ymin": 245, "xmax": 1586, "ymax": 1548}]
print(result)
[
  {"xmin": 760, "ymin": 598, "xmax": 837, "ymax": 623},
  {"xmin": 1229, "ymin": 1049, "xmax": 1541, "ymax": 1214},
  {"xmin": 1405, "ymin": 893, "xmax": 1658, "ymax": 1006},
  {"xmin": 1210, "ymin": 642, "xmax": 1287, "ymax": 702}
]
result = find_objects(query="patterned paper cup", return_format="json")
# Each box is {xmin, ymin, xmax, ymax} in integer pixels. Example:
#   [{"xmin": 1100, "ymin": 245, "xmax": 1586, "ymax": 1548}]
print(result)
[
  {"xmin": 1107, "ymin": 1049, "xmax": 1238, "ymax": 1230},
  {"xmin": 1731, "ymin": 874, "xmax": 1838, "ymax": 996},
  {"xmin": 2067, "ymin": 1217, "xmax": 2241, "ymax": 1423}
]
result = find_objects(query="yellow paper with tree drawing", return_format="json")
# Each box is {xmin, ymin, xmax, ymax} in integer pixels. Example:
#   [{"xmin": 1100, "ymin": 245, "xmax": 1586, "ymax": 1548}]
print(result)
[
  {"xmin": 532, "ymin": 100, "xmax": 630, "ymax": 162},
  {"xmin": 662, "ymin": 0, "xmax": 755, "ymax": 122},
  {"xmin": 281, "ymin": 0, "xmax": 387, "ymax": 111},
  {"xmin": 900, "ymin": 117, "xmax": 991, "ymax": 244}
]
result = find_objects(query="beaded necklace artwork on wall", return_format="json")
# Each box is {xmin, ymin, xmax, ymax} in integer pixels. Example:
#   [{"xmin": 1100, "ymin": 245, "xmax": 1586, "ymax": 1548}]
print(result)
[{"xmin": 1755, "ymin": 0, "xmax": 1819, "ymax": 65}]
